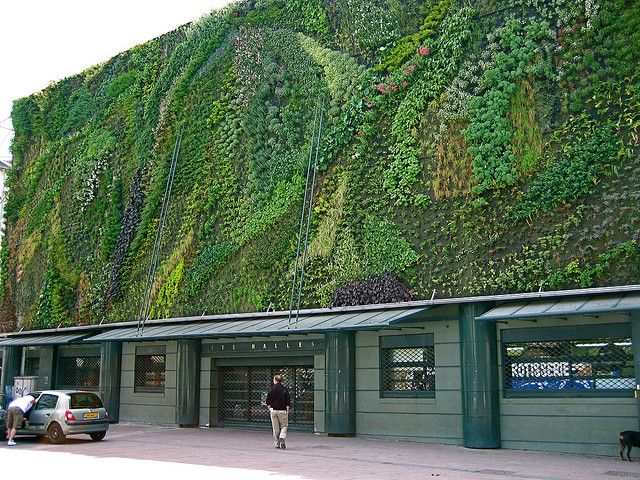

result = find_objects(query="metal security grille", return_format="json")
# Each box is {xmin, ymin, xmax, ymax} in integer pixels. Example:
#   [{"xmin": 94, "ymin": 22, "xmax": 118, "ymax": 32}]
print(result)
[
  {"xmin": 24, "ymin": 357, "xmax": 39, "ymax": 377},
  {"xmin": 504, "ymin": 337, "xmax": 634, "ymax": 392},
  {"xmin": 135, "ymin": 354, "xmax": 166, "ymax": 392},
  {"xmin": 219, "ymin": 365, "xmax": 314, "ymax": 428},
  {"xmin": 381, "ymin": 346, "xmax": 435, "ymax": 393},
  {"xmin": 56, "ymin": 356, "xmax": 100, "ymax": 390}
]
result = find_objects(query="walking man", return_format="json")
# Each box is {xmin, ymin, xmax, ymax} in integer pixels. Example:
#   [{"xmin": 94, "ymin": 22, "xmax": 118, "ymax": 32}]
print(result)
[
  {"xmin": 6, "ymin": 394, "xmax": 36, "ymax": 446},
  {"xmin": 266, "ymin": 374, "xmax": 290, "ymax": 449}
]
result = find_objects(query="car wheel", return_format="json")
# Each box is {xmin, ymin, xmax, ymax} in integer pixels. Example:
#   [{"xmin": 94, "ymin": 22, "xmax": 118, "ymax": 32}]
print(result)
[
  {"xmin": 90, "ymin": 431, "xmax": 106, "ymax": 441},
  {"xmin": 48, "ymin": 423, "xmax": 66, "ymax": 444}
]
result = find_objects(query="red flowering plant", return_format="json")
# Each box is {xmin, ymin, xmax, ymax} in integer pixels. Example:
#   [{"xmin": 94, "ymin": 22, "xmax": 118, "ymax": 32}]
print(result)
[
  {"xmin": 353, "ymin": 41, "xmax": 434, "ymax": 150},
  {"xmin": 367, "ymin": 41, "xmax": 432, "ymax": 103},
  {"xmin": 367, "ymin": 63, "xmax": 415, "ymax": 99}
]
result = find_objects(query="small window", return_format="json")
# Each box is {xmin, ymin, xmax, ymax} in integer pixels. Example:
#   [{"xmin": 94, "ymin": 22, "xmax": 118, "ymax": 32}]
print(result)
[
  {"xmin": 69, "ymin": 392, "xmax": 103, "ymax": 409},
  {"xmin": 380, "ymin": 334, "xmax": 435, "ymax": 398},
  {"xmin": 35, "ymin": 394, "xmax": 58, "ymax": 410},
  {"xmin": 57, "ymin": 356, "xmax": 101, "ymax": 390},
  {"xmin": 135, "ymin": 352, "xmax": 166, "ymax": 393},
  {"xmin": 24, "ymin": 356, "xmax": 39, "ymax": 377},
  {"xmin": 503, "ymin": 332, "xmax": 634, "ymax": 397}
]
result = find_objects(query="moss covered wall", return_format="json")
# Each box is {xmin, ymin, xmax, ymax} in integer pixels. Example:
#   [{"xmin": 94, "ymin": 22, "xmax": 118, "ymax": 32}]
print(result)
[{"xmin": 1, "ymin": 0, "xmax": 639, "ymax": 331}]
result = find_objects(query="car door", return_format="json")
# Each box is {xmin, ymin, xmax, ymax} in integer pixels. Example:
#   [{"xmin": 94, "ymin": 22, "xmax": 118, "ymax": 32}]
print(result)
[{"xmin": 26, "ymin": 393, "xmax": 59, "ymax": 434}]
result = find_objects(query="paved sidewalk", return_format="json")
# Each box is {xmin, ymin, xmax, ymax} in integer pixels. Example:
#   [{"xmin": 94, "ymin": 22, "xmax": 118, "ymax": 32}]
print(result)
[{"xmin": 2, "ymin": 423, "xmax": 640, "ymax": 479}]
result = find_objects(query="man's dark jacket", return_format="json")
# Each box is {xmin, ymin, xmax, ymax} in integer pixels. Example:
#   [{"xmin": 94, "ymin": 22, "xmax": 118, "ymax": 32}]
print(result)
[{"xmin": 266, "ymin": 383, "xmax": 291, "ymax": 410}]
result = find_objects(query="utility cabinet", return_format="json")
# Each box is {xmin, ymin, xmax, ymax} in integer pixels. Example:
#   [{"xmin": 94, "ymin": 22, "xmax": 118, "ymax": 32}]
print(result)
[{"xmin": 13, "ymin": 376, "xmax": 38, "ymax": 398}]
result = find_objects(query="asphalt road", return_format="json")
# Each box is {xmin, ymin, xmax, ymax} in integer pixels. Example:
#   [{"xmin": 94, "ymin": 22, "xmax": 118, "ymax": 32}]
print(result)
[{"xmin": 1, "ymin": 423, "xmax": 639, "ymax": 479}]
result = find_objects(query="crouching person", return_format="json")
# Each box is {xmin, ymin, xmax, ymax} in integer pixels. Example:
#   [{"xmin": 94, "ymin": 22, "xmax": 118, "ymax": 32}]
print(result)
[{"xmin": 6, "ymin": 394, "xmax": 36, "ymax": 446}]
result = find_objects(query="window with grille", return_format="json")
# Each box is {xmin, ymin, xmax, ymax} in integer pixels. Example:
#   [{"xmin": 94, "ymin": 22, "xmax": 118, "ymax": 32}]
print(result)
[
  {"xmin": 380, "ymin": 334, "xmax": 435, "ymax": 398},
  {"xmin": 135, "ymin": 348, "xmax": 166, "ymax": 393},
  {"xmin": 24, "ymin": 356, "xmax": 39, "ymax": 377},
  {"xmin": 57, "ymin": 356, "xmax": 100, "ymax": 390},
  {"xmin": 502, "ymin": 324, "xmax": 635, "ymax": 397}
]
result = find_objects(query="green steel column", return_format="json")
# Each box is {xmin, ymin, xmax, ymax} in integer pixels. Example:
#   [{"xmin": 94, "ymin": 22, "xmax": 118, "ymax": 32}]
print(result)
[
  {"xmin": 324, "ymin": 331, "xmax": 356, "ymax": 436},
  {"xmin": 459, "ymin": 302, "xmax": 501, "ymax": 449},
  {"xmin": 99, "ymin": 342, "xmax": 122, "ymax": 422},
  {"xmin": 630, "ymin": 312, "xmax": 640, "ymax": 429},
  {"xmin": 176, "ymin": 338, "xmax": 201, "ymax": 427},
  {"xmin": 38, "ymin": 346, "xmax": 56, "ymax": 390},
  {"xmin": 1, "ymin": 347, "xmax": 21, "ymax": 406}
]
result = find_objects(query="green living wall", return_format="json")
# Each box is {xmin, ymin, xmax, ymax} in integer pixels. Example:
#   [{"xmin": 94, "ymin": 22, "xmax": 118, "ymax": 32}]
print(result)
[{"xmin": 1, "ymin": 0, "xmax": 639, "ymax": 331}]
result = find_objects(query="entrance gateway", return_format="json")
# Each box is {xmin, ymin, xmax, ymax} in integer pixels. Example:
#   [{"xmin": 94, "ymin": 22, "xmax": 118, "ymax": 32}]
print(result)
[
  {"xmin": 204, "ymin": 339, "xmax": 323, "ymax": 430},
  {"xmin": 218, "ymin": 365, "xmax": 314, "ymax": 428}
]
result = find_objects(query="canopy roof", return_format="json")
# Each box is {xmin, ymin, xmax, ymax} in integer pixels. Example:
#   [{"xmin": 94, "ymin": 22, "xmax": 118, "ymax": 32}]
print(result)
[
  {"xmin": 83, "ymin": 307, "xmax": 432, "ymax": 342},
  {"xmin": 0, "ymin": 332, "xmax": 89, "ymax": 347},
  {"xmin": 477, "ymin": 292, "xmax": 640, "ymax": 321},
  {"xmin": 2, "ymin": 285, "xmax": 640, "ymax": 346}
]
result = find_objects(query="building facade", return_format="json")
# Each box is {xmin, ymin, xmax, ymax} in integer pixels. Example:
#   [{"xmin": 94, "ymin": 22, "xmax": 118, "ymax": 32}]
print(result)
[{"xmin": 2, "ymin": 286, "xmax": 640, "ymax": 455}]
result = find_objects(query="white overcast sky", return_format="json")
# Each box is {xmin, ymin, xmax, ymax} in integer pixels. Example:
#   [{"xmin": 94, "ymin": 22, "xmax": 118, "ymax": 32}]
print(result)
[{"xmin": 0, "ymin": 0, "xmax": 235, "ymax": 162}]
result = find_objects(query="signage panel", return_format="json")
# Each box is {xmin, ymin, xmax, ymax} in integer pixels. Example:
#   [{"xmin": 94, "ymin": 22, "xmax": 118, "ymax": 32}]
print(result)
[{"xmin": 202, "ymin": 339, "xmax": 324, "ymax": 356}]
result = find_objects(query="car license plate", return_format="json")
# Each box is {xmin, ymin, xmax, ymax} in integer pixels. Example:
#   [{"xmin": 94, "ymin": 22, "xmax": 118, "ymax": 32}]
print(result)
[{"xmin": 83, "ymin": 412, "xmax": 99, "ymax": 419}]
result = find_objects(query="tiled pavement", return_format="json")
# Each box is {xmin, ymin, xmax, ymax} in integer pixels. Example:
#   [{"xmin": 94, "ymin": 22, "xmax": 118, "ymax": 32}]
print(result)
[{"xmin": 1, "ymin": 423, "xmax": 639, "ymax": 479}]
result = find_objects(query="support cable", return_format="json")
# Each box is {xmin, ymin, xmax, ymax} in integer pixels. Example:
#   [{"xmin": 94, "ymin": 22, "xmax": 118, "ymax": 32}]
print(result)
[
  {"xmin": 287, "ymin": 96, "xmax": 324, "ymax": 328},
  {"xmin": 293, "ymin": 98, "xmax": 324, "ymax": 325},
  {"xmin": 288, "ymin": 100, "xmax": 320, "ymax": 328},
  {"xmin": 137, "ymin": 125, "xmax": 184, "ymax": 336}
]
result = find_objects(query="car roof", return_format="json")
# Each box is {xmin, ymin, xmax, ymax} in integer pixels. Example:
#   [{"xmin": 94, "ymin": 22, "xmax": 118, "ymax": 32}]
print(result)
[{"xmin": 38, "ymin": 390, "xmax": 100, "ymax": 396}]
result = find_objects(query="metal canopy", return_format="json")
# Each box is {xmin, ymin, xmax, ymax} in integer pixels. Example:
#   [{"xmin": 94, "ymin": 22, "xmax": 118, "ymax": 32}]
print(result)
[
  {"xmin": 83, "ymin": 306, "xmax": 432, "ymax": 342},
  {"xmin": 0, "ymin": 332, "xmax": 89, "ymax": 347},
  {"xmin": 477, "ymin": 292, "xmax": 640, "ymax": 321}
]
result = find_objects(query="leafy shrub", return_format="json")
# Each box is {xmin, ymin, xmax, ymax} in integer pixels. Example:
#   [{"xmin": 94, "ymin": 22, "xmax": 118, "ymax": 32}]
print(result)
[
  {"xmin": 182, "ymin": 243, "xmax": 236, "ymax": 299},
  {"xmin": 463, "ymin": 18, "xmax": 553, "ymax": 195},
  {"xmin": 33, "ymin": 268, "xmax": 74, "ymax": 329},
  {"xmin": 512, "ymin": 127, "xmax": 620, "ymax": 220},
  {"xmin": 385, "ymin": 5, "xmax": 475, "ymax": 205},
  {"xmin": 152, "ymin": 259, "xmax": 185, "ymax": 319},
  {"xmin": 362, "ymin": 215, "xmax": 419, "ymax": 276},
  {"xmin": 376, "ymin": 0, "xmax": 452, "ymax": 72}
]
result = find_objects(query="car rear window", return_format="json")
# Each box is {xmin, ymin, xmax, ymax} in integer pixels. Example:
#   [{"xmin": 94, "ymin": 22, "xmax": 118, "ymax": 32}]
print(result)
[{"xmin": 69, "ymin": 393, "xmax": 103, "ymax": 409}]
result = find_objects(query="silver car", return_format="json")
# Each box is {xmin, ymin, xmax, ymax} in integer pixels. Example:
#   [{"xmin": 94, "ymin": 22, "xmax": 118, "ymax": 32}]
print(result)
[{"xmin": 14, "ymin": 390, "xmax": 109, "ymax": 443}]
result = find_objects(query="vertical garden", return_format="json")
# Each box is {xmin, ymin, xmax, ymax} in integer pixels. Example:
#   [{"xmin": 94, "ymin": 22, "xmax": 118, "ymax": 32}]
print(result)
[{"xmin": 1, "ymin": 0, "xmax": 639, "ymax": 331}]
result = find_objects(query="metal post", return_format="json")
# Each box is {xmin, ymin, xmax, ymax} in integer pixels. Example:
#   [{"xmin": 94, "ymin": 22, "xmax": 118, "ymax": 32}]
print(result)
[
  {"xmin": 38, "ymin": 346, "xmax": 56, "ymax": 390},
  {"xmin": 100, "ymin": 342, "xmax": 122, "ymax": 422},
  {"xmin": 324, "ymin": 331, "xmax": 355, "ymax": 435},
  {"xmin": 1, "ymin": 346, "xmax": 21, "ymax": 406},
  {"xmin": 630, "ymin": 311, "xmax": 640, "ymax": 429},
  {"xmin": 176, "ymin": 339, "xmax": 201, "ymax": 427},
  {"xmin": 459, "ymin": 302, "xmax": 501, "ymax": 448}
]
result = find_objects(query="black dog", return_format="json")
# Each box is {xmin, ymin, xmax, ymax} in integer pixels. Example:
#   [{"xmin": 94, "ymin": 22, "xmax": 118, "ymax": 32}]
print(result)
[{"xmin": 620, "ymin": 431, "xmax": 640, "ymax": 461}]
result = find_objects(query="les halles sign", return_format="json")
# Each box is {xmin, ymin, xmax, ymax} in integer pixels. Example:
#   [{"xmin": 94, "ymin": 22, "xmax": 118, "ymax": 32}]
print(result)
[{"xmin": 202, "ymin": 339, "xmax": 325, "ymax": 356}]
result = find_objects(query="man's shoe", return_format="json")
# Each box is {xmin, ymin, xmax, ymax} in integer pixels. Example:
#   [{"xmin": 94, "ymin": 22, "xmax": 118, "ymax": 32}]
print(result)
[
  {"xmin": 275, "ymin": 443, "xmax": 281, "ymax": 449},
  {"xmin": 279, "ymin": 439, "xmax": 286, "ymax": 449},
  {"xmin": 7, "ymin": 440, "xmax": 16, "ymax": 446}
]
